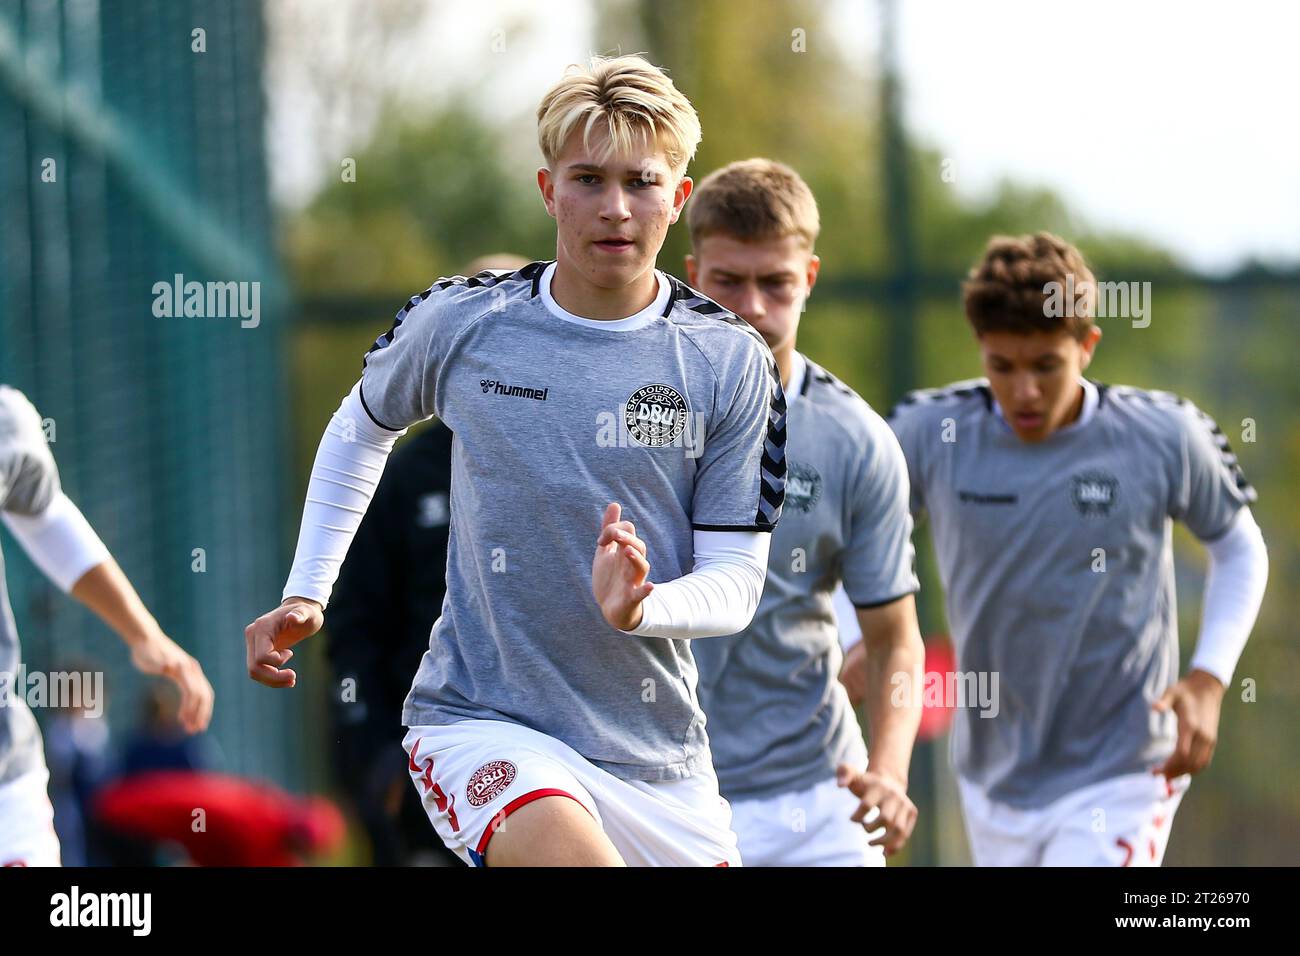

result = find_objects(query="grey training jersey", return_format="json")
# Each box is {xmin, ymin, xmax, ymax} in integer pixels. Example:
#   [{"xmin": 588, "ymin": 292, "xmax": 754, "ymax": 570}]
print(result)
[
  {"xmin": 0, "ymin": 386, "xmax": 60, "ymax": 786},
  {"xmin": 889, "ymin": 379, "xmax": 1255, "ymax": 808},
  {"xmin": 360, "ymin": 261, "xmax": 786, "ymax": 782},
  {"xmin": 695, "ymin": 356, "xmax": 918, "ymax": 801}
]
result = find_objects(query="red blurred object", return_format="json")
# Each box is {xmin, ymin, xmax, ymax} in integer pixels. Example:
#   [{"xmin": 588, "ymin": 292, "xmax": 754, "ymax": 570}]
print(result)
[
  {"xmin": 917, "ymin": 635, "xmax": 957, "ymax": 741},
  {"xmin": 93, "ymin": 770, "xmax": 345, "ymax": 866}
]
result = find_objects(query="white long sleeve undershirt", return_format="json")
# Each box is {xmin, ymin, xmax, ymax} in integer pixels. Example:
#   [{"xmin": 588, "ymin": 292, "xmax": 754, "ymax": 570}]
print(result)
[
  {"xmin": 1, "ymin": 490, "xmax": 111, "ymax": 593},
  {"xmin": 831, "ymin": 582, "xmax": 864, "ymax": 654},
  {"xmin": 282, "ymin": 385, "xmax": 770, "ymax": 636},
  {"xmin": 282, "ymin": 384, "xmax": 405, "ymax": 609},
  {"xmin": 1189, "ymin": 507, "xmax": 1268, "ymax": 686},
  {"xmin": 623, "ymin": 530, "xmax": 769, "ymax": 640}
]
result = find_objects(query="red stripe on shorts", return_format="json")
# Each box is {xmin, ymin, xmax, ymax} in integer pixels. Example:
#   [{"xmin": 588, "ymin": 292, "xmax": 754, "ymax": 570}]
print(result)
[
  {"xmin": 408, "ymin": 737, "xmax": 460, "ymax": 832},
  {"xmin": 1116, "ymin": 837, "xmax": 1135, "ymax": 867}
]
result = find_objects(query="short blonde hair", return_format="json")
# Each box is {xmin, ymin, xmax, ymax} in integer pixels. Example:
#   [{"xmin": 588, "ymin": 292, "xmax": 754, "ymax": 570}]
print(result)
[
  {"xmin": 537, "ymin": 54, "xmax": 701, "ymax": 179},
  {"xmin": 687, "ymin": 158, "xmax": 820, "ymax": 250}
]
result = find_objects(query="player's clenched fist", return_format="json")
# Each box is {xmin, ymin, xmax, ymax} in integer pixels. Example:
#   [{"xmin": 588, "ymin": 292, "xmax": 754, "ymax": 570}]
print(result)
[
  {"xmin": 1152, "ymin": 669, "xmax": 1224, "ymax": 779},
  {"xmin": 592, "ymin": 502, "xmax": 655, "ymax": 631},
  {"xmin": 837, "ymin": 763, "xmax": 918, "ymax": 857},
  {"xmin": 245, "ymin": 597, "xmax": 323, "ymax": 688}
]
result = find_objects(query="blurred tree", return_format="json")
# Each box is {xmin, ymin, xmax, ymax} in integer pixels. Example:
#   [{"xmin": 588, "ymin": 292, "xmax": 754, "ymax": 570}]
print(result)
[
  {"xmin": 597, "ymin": 1, "xmax": 1173, "ymax": 289},
  {"xmin": 285, "ymin": 107, "xmax": 554, "ymax": 294},
  {"xmin": 598, "ymin": 0, "xmax": 886, "ymax": 275}
]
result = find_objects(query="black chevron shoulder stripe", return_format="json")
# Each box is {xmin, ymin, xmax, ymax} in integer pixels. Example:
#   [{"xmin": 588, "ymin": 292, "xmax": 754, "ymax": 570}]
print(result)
[
  {"xmin": 757, "ymin": 358, "xmax": 787, "ymax": 530},
  {"xmin": 887, "ymin": 380, "xmax": 992, "ymax": 419},
  {"xmin": 803, "ymin": 360, "xmax": 855, "ymax": 399},
  {"xmin": 659, "ymin": 277, "xmax": 786, "ymax": 527},
  {"xmin": 1110, "ymin": 385, "xmax": 1258, "ymax": 502},
  {"xmin": 364, "ymin": 262, "xmax": 546, "ymax": 365},
  {"xmin": 664, "ymin": 275, "xmax": 750, "ymax": 327}
]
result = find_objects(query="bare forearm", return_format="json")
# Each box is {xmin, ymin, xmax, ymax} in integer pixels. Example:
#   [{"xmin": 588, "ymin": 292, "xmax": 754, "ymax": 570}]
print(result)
[
  {"xmin": 74, "ymin": 558, "xmax": 215, "ymax": 733},
  {"xmin": 865, "ymin": 647, "xmax": 922, "ymax": 782},
  {"xmin": 860, "ymin": 601, "xmax": 924, "ymax": 784},
  {"xmin": 69, "ymin": 558, "xmax": 161, "ymax": 648}
]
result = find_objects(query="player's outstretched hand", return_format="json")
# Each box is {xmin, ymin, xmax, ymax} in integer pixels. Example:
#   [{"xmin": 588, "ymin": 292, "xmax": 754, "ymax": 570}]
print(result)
[
  {"xmin": 592, "ymin": 502, "xmax": 655, "ymax": 631},
  {"xmin": 1152, "ymin": 669, "xmax": 1224, "ymax": 778},
  {"xmin": 244, "ymin": 597, "xmax": 323, "ymax": 688},
  {"xmin": 837, "ymin": 639, "xmax": 867, "ymax": 708},
  {"xmin": 130, "ymin": 632, "xmax": 214, "ymax": 734},
  {"xmin": 837, "ymin": 763, "xmax": 918, "ymax": 857}
]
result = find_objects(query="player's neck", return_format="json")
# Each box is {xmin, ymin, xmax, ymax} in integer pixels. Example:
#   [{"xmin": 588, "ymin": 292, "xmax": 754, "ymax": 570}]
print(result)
[
  {"xmin": 549, "ymin": 259, "xmax": 659, "ymax": 320},
  {"xmin": 1062, "ymin": 380, "xmax": 1086, "ymax": 428},
  {"xmin": 774, "ymin": 343, "xmax": 797, "ymax": 390}
]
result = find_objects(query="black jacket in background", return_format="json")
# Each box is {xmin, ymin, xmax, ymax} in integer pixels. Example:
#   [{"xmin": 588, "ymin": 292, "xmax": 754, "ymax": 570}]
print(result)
[{"xmin": 324, "ymin": 423, "xmax": 456, "ymax": 864}]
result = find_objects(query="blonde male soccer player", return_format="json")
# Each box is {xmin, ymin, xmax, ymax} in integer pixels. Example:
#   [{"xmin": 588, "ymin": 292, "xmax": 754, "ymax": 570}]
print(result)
[
  {"xmin": 685, "ymin": 159, "xmax": 925, "ymax": 866},
  {"xmin": 0, "ymin": 384, "xmax": 214, "ymax": 866},
  {"xmin": 244, "ymin": 56, "xmax": 787, "ymax": 867},
  {"xmin": 888, "ymin": 233, "xmax": 1268, "ymax": 866}
]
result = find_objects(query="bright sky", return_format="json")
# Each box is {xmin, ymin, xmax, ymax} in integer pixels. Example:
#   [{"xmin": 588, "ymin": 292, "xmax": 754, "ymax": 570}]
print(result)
[
  {"xmin": 268, "ymin": 0, "xmax": 1300, "ymax": 274},
  {"xmin": 888, "ymin": 0, "xmax": 1300, "ymax": 274}
]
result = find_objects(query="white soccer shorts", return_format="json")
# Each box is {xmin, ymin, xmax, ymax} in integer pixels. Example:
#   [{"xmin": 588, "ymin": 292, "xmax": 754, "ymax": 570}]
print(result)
[
  {"xmin": 0, "ymin": 762, "xmax": 62, "ymax": 867},
  {"xmin": 403, "ymin": 719, "xmax": 741, "ymax": 867},
  {"xmin": 958, "ymin": 771, "xmax": 1191, "ymax": 867},
  {"xmin": 729, "ymin": 774, "xmax": 886, "ymax": 867}
]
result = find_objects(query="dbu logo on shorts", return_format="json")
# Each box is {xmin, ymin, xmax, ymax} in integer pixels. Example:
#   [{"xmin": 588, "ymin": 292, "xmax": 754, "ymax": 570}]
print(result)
[{"xmin": 466, "ymin": 760, "xmax": 518, "ymax": 807}]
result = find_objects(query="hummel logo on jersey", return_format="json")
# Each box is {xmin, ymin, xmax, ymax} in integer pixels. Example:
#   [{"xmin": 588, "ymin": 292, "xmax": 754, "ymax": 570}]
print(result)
[
  {"xmin": 959, "ymin": 490, "xmax": 1018, "ymax": 505},
  {"xmin": 1071, "ymin": 470, "xmax": 1119, "ymax": 516},
  {"xmin": 481, "ymin": 379, "xmax": 549, "ymax": 401}
]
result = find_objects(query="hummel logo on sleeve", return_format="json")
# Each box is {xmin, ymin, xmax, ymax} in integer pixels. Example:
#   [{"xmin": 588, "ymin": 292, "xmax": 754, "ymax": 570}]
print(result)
[{"xmin": 480, "ymin": 379, "xmax": 550, "ymax": 401}]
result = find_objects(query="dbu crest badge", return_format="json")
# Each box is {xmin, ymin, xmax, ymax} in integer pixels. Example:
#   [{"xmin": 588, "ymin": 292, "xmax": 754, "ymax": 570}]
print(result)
[
  {"xmin": 784, "ymin": 461, "xmax": 823, "ymax": 513},
  {"xmin": 1071, "ymin": 470, "xmax": 1119, "ymax": 517},
  {"xmin": 625, "ymin": 384, "xmax": 689, "ymax": 447},
  {"xmin": 466, "ymin": 760, "xmax": 517, "ymax": 807}
]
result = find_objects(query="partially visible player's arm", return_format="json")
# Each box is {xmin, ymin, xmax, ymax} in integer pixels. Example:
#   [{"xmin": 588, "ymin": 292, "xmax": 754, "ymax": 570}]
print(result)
[
  {"xmin": 836, "ymin": 594, "xmax": 924, "ymax": 856},
  {"xmin": 1155, "ymin": 397, "xmax": 1269, "ymax": 778},
  {"xmin": 246, "ymin": 383, "xmax": 405, "ymax": 687},
  {"xmin": 1, "ymin": 389, "xmax": 212, "ymax": 733},
  {"xmin": 250, "ymin": 283, "xmax": 449, "ymax": 687},
  {"xmin": 854, "ymin": 595, "xmax": 924, "ymax": 787},
  {"xmin": 592, "ymin": 504, "xmax": 768, "ymax": 638},
  {"xmin": 68, "ymin": 558, "xmax": 214, "ymax": 733},
  {"xmin": 620, "ymin": 530, "xmax": 766, "ymax": 639},
  {"xmin": 1188, "ymin": 507, "xmax": 1268, "ymax": 686},
  {"xmin": 1, "ymin": 489, "xmax": 108, "ymax": 590},
  {"xmin": 3, "ymin": 498, "xmax": 213, "ymax": 734},
  {"xmin": 281, "ymin": 383, "xmax": 406, "ymax": 610},
  {"xmin": 831, "ymin": 582, "xmax": 863, "ymax": 655},
  {"xmin": 1154, "ymin": 507, "xmax": 1268, "ymax": 778},
  {"xmin": 834, "ymin": 414, "xmax": 924, "ymax": 854},
  {"xmin": 612, "ymin": 329, "xmax": 783, "ymax": 640}
]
